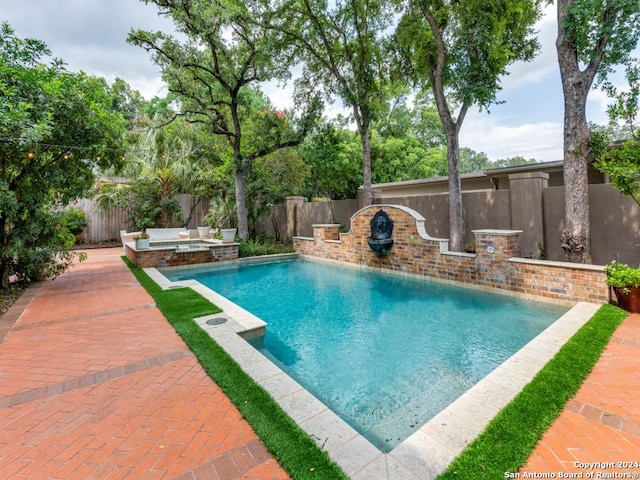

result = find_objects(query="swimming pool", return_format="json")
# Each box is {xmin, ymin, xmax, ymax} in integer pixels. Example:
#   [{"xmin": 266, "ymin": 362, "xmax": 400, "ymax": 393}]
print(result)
[{"xmin": 162, "ymin": 258, "xmax": 568, "ymax": 452}]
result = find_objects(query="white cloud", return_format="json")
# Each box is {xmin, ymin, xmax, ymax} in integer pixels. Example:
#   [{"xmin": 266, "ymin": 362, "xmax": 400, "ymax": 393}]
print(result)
[
  {"xmin": 499, "ymin": 3, "xmax": 558, "ymax": 90},
  {"xmin": 460, "ymin": 114, "xmax": 563, "ymax": 162},
  {"xmin": 262, "ymin": 77, "xmax": 296, "ymax": 110},
  {"xmin": 4, "ymin": 0, "xmax": 635, "ymax": 154},
  {"xmin": 1, "ymin": 0, "xmax": 175, "ymax": 99}
]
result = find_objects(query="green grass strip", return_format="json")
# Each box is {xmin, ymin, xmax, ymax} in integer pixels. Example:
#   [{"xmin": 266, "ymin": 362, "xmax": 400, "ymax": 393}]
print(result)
[
  {"xmin": 123, "ymin": 257, "xmax": 349, "ymax": 480},
  {"xmin": 437, "ymin": 303, "xmax": 628, "ymax": 479}
]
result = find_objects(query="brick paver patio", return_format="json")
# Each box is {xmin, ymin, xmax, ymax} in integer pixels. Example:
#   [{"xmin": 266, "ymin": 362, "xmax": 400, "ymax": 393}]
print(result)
[
  {"xmin": 0, "ymin": 247, "xmax": 289, "ymax": 479},
  {"xmin": 521, "ymin": 313, "xmax": 640, "ymax": 477},
  {"xmin": 1, "ymin": 246, "xmax": 639, "ymax": 479}
]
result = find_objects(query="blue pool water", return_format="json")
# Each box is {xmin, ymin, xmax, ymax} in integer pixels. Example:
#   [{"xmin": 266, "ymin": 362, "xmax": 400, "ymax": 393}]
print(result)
[{"xmin": 163, "ymin": 259, "xmax": 568, "ymax": 451}]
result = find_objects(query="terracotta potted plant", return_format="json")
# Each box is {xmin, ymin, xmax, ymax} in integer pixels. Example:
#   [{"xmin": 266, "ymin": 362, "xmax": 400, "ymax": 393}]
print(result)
[{"xmin": 605, "ymin": 261, "xmax": 640, "ymax": 313}]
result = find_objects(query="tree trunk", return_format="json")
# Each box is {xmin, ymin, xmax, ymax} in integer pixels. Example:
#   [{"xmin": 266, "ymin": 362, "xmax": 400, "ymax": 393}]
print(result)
[
  {"xmin": 1, "ymin": 261, "xmax": 10, "ymax": 290},
  {"xmin": 446, "ymin": 133, "xmax": 464, "ymax": 252},
  {"xmin": 230, "ymin": 103, "xmax": 249, "ymax": 240},
  {"xmin": 235, "ymin": 161, "xmax": 249, "ymax": 240},
  {"xmin": 556, "ymin": 0, "xmax": 596, "ymax": 264},
  {"xmin": 182, "ymin": 197, "xmax": 201, "ymax": 228},
  {"xmin": 560, "ymin": 111, "xmax": 593, "ymax": 263},
  {"xmin": 424, "ymin": 10, "xmax": 466, "ymax": 252},
  {"xmin": 352, "ymin": 103, "xmax": 374, "ymax": 207},
  {"xmin": 360, "ymin": 127, "xmax": 374, "ymax": 206}
]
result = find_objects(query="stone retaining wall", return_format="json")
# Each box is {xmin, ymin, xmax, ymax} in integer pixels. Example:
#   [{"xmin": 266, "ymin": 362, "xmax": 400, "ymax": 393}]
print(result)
[{"xmin": 293, "ymin": 205, "xmax": 608, "ymax": 304}]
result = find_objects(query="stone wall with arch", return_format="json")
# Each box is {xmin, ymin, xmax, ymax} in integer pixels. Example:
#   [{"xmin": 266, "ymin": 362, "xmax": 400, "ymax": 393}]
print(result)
[{"xmin": 293, "ymin": 204, "xmax": 608, "ymax": 305}]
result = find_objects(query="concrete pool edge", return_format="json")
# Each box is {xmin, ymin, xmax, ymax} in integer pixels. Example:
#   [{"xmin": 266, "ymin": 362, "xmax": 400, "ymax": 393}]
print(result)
[{"xmin": 145, "ymin": 264, "xmax": 600, "ymax": 480}]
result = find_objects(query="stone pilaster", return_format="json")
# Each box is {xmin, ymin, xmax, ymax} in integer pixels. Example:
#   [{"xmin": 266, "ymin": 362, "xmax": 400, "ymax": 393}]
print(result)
[{"xmin": 473, "ymin": 229, "xmax": 522, "ymax": 290}]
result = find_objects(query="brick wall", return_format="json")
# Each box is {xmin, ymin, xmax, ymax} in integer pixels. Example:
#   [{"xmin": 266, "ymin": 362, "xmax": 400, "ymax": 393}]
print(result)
[
  {"xmin": 509, "ymin": 259, "xmax": 607, "ymax": 303},
  {"xmin": 125, "ymin": 244, "xmax": 238, "ymax": 268},
  {"xmin": 293, "ymin": 205, "xmax": 608, "ymax": 304}
]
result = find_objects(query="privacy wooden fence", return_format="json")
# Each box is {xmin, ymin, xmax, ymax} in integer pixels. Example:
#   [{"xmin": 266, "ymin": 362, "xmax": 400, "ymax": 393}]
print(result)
[{"xmin": 73, "ymin": 194, "xmax": 210, "ymax": 244}]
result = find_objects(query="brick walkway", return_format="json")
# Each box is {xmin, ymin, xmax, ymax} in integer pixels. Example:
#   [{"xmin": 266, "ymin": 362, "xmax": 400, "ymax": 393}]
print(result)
[
  {"xmin": 521, "ymin": 313, "xmax": 640, "ymax": 477},
  {"xmin": 0, "ymin": 248, "xmax": 289, "ymax": 480},
  {"xmin": 2, "ymin": 247, "xmax": 639, "ymax": 479}
]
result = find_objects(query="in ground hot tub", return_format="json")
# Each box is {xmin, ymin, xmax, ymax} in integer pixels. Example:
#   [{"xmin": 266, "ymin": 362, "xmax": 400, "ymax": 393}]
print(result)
[{"xmin": 125, "ymin": 239, "xmax": 239, "ymax": 268}]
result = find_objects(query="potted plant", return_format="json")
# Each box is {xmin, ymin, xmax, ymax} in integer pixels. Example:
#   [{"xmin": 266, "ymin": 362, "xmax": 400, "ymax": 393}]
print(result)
[
  {"xmin": 133, "ymin": 231, "xmax": 150, "ymax": 250},
  {"xmin": 605, "ymin": 261, "xmax": 640, "ymax": 313},
  {"xmin": 197, "ymin": 226, "xmax": 211, "ymax": 239},
  {"xmin": 220, "ymin": 227, "xmax": 237, "ymax": 243},
  {"xmin": 203, "ymin": 197, "xmax": 236, "ymax": 243}
]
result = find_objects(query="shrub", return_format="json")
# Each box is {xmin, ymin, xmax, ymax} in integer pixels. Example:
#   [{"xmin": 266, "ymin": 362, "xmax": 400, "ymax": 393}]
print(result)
[
  {"xmin": 59, "ymin": 207, "xmax": 88, "ymax": 236},
  {"xmin": 605, "ymin": 260, "xmax": 640, "ymax": 293},
  {"xmin": 238, "ymin": 238, "xmax": 294, "ymax": 258}
]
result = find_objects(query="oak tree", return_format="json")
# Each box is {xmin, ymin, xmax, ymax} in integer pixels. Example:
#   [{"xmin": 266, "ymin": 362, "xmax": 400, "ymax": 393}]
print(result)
[
  {"xmin": 394, "ymin": 0, "xmax": 542, "ymax": 251},
  {"xmin": 263, "ymin": 0, "xmax": 395, "ymax": 206},
  {"xmin": 129, "ymin": 0, "xmax": 313, "ymax": 239},
  {"xmin": 556, "ymin": 0, "xmax": 640, "ymax": 263}
]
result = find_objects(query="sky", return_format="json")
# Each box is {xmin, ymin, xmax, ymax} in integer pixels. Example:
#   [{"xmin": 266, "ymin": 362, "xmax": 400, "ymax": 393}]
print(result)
[{"xmin": 1, "ymin": 1, "xmax": 636, "ymax": 163}]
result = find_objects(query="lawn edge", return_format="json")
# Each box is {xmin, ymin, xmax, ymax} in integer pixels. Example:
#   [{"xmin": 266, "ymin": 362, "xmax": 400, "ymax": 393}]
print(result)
[
  {"xmin": 436, "ymin": 303, "xmax": 627, "ymax": 479},
  {"xmin": 122, "ymin": 256, "xmax": 349, "ymax": 480}
]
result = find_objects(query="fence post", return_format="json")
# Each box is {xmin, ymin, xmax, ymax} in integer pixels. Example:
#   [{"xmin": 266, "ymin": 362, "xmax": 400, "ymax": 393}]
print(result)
[{"xmin": 285, "ymin": 196, "xmax": 306, "ymax": 242}]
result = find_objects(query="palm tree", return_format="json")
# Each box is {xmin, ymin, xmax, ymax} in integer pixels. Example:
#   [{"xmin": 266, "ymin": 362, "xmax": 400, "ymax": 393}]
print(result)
[{"xmin": 94, "ymin": 122, "xmax": 204, "ymax": 229}]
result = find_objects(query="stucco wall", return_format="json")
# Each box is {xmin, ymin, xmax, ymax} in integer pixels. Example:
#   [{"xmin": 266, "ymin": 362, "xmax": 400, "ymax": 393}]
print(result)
[
  {"xmin": 544, "ymin": 184, "xmax": 640, "ymax": 265},
  {"xmin": 262, "ymin": 178, "xmax": 639, "ymax": 267},
  {"xmin": 369, "ymin": 190, "xmax": 511, "ymax": 246}
]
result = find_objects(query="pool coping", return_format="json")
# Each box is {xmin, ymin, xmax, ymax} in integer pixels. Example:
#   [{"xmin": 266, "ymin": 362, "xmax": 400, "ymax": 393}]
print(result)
[{"xmin": 145, "ymin": 262, "xmax": 601, "ymax": 480}]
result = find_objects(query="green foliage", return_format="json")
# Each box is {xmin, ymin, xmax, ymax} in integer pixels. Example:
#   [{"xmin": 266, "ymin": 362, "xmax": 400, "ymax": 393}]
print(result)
[
  {"xmin": 271, "ymin": 0, "xmax": 394, "ymax": 118},
  {"xmin": 109, "ymin": 77, "xmax": 147, "ymax": 128},
  {"xmin": 371, "ymin": 134, "xmax": 447, "ymax": 182},
  {"xmin": 300, "ymin": 110, "xmax": 519, "ymax": 196},
  {"xmin": 437, "ymin": 304, "xmax": 627, "ymax": 479},
  {"xmin": 0, "ymin": 23, "xmax": 126, "ymax": 288},
  {"xmin": 603, "ymin": 59, "xmax": 640, "ymax": 139},
  {"xmin": 11, "ymin": 205, "xmax": 88, "ymax": 283},
  {"xmin": 395, "ymin": 0, "xmax": 542, "ymax": 111},
  {"xmin": 594, "ymin": 55, "xmax": 640, "ymax": 208},
  {"xmin": 246, "ymin": 147, "xmax": 308, "ymax": 235},
  {"xmin": 59, "ymin": 207, "xmax": 88, "ymax": 236},
  {"xmin": 371, "ymin": 96, "xmax": 450, "ymax": 181},
  {"xmin": 300, "ymin": 121, "xmax": 363, "ymax": 199},
  {"xmin": 263, "ymin": 0, "xmax": 398, "ymax": 204},
  {"xmin": 563, "ymin": 0, "xmax": 640, "ymax": 84},
  {"xmin": 491, "ymin": 156, "xmax": 539, "ymax": 169},
  {"xmin": 94, "ymin": 176, "xmax": 183, "ymax": 232},
  {"xmin": 393, "ymin": 0, "xmax": 543, "ymax": 251},
  {"xmin": 458, "ymin": 148, "xmax": 490, "ymax": 174},
  {"xmin": 129, "ymin": 1, "xmax": 314, "ymax": 239},
  {"xmin": 94, "ymin": 118, "xmax": 209, "ymax": 230},
  {"xmin": 605, "ymin": 261, "xmax": 640, "ymax": 292},
  {"xmin": 238, "ymin": 237, "xmax": 295, "ymax": 257},
  {"xmin": 123, "ymin": 257, "xmax": 349, "ymax": 480},
  {"xmin": 378, "ymin": 93, "xmax": 446, "ymax": 148},
  {"xmin": 203, "ymin": 196, "xmax": 237, "ymax": 230},
  {"xmin": 301, "ymin": 99, "xmax": 452, "ymax": 199},
  {"xmin": 594, "ymin": 140, "xmax": 640, "ymax": 207}
]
